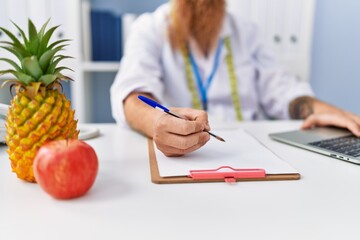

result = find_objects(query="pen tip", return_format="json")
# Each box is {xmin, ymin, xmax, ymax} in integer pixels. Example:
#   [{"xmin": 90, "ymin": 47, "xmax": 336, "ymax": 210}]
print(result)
[
  {"xmin": 207, "ymin": 131, "xmax": 225, "ymax": 142},
  {"xmin": 216, "ymin": 136, "xmax": 225, "ymax": 142}
]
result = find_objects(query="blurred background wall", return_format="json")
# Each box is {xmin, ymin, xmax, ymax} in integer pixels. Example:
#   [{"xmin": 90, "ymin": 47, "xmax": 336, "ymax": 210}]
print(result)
[{"xmin": 310, "ymin": 0, "xmax": 360, "ymax": 114}]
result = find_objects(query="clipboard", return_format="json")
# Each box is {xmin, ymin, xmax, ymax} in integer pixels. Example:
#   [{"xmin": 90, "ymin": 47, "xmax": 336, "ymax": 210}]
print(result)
[{"xmin": 147, "ymin": 129, "xmax": 300, "ymax": 184}]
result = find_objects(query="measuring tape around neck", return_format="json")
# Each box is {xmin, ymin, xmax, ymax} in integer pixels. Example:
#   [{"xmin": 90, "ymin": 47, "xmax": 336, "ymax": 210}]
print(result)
[{"xmin": 182, "ymin": 37, "xmax": 243, "ymax": 121}]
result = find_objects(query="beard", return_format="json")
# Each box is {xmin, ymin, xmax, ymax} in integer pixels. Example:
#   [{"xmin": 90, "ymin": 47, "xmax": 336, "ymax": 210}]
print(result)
[{"xmin": 168, "ymin": 0, "xmax": 226, "ymax": 56}]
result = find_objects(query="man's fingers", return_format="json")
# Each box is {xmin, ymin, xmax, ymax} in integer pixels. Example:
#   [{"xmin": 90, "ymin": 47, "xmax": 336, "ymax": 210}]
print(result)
[
  {"xmin": 157, "ymin": 115, "xmax": 205, "ymax": 135},
  {"xmin": 170, "ymin": 108, "xmax": 210, "ymax": 131},
  {"xmin": 156, "ymin": 132, "xmax": 210, "ymax": 157},
  {"xmin": 345, "ymin": 112, "xmax": 360, "ymax": 127},
  {"xmin": 155, "ymin": 131, "xmax": 210, "ymax": 152},
  {"xmin": 302, "ymin": 114, "xmax": 360, "ymax": 137},
  {"xmin": 301, "ymin": 114, "xmax": 334, "ymax": 128},
  {"xmin": 155, "ymin": 109, "xmax": 208, "ymax": 135}
]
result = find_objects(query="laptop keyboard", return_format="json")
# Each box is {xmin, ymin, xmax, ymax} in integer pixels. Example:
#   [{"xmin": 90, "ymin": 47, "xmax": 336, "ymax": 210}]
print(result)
[{"xmin": 309, "ymin": 135, "xmax": 360, "ymax": 157}]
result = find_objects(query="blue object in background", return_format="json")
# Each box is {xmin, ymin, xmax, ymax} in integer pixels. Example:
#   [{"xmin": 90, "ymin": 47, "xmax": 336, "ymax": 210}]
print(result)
[
  {"xmin": 114, "ymin": 16, "xmax": 122, "ymax": 60},
  {"xmin": 90, "ymin": 10, "xmax": 101, "ymax": 60},
  {"xmin": 91, "ymin": 10, "xmax": 122, "ymax": 61}
]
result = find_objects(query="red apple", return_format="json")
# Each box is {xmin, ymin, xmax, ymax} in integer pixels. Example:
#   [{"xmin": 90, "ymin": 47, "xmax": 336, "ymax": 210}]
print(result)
[{"xmin": 33, "ymin": 139, "xmax": 98, "ymax": 199}]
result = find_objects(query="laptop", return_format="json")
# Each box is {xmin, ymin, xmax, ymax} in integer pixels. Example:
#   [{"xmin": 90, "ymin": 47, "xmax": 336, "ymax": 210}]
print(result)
[{"xmin": 269, "ymin": 127, "xmax": 360, "ymax": 164}]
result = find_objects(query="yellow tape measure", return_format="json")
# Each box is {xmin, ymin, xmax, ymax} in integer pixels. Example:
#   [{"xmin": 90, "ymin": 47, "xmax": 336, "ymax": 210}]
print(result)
[{"xmin": 182, "ymin": 37, "xmax": 243, "ymax": 121}]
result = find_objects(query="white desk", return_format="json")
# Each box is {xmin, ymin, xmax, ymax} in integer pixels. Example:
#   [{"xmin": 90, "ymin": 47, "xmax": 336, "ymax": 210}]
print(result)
[{"xmin": 1, "ymin": 121, "xmax": 360, "ymax": 240}]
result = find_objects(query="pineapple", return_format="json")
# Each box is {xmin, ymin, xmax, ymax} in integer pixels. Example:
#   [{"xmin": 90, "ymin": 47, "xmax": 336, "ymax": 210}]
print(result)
[{"xmin": 0, "ymin": 19, "xmax": 79, "ymax": 182}]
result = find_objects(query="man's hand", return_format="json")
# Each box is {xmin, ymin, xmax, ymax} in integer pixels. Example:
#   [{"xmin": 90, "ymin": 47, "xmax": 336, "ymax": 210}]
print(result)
[
  {"xmin": 302, "ymin": 112, "xmax": 360, "ymax": 137},
  {"xmin": 289, "ymin": 96, "xmax": 360, "ymax": 136},
  {"xmin": 153, "ymin": 108, "xmax": 211, "ymax": 157},
  {"xmin": 124, "ymin": 93, "xmax": 211, "ymax": 156}
]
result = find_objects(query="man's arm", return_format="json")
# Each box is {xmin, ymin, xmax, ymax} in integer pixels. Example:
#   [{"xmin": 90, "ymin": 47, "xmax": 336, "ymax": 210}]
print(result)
[
  {"xmin": 123, "ymin": 92, "xmax": 163, "ymax": 138},
  {"xmin": 289, "ymin": 96, "xmax": 360, "ymax": 136}
]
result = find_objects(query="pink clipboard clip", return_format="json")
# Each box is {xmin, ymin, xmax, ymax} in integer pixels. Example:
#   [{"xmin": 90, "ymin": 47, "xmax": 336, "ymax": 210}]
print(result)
[{"xmin": 189, "ymin": 166, "xmax": 266, "ymax": 183}]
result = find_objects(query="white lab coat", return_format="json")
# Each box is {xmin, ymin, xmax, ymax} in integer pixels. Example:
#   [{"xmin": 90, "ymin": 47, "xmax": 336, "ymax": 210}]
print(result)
[{"xmin": 110, "ymin": 3, "xmax": 313, "ymax": 124}]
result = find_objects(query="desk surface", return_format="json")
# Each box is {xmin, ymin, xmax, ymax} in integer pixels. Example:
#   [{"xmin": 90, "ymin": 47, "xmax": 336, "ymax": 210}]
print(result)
[{"xmin": 1, "ymin": 121, "xmax": 360, "ymax": 240}]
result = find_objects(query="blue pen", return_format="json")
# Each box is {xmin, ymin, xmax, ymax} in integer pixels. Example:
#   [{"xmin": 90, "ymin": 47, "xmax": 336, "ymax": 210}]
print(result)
[{"xmin": 138, "ymin": 95, "xmax": 225, "ymax": 142}]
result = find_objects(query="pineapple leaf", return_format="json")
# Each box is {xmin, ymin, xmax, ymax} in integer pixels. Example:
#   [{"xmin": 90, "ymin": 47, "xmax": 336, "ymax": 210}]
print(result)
[
  {"xmin": 28, "ymin": 19, "xmax": 40, "ymax": 55},
  {"xmin": 38, "ymin": 18, "xmax": 51, "ymax": 39},
  {"xmin": 0, "ymin": 19, "xmax": 74, "ymax": 86},
  {"xmin": 25, "ymin": 82, "xmax": 43, "ymax": 98},
  {"xmin": 54, "ymin": 66, "xmax": 74, "ymax": 74},
  {"xmin": 0, "ymin": 41, "xmax": 23, "ymax": 52},
  {"xmin": 22, "ymin": 56, "xmax": 43, "ymax": 80},
  {"xmin": 28, "ymin": 19, "xmax": 38, "ymax": 40},
  {"xmin": 0, "ymin": 69, "xmax": 15, "ymax": 76},
  {"xmin": 37, "ymin": 25, "xmax": 60, "ymax": 55},
  {"xmin": 0, "ymin": 69, "xmax": 34, "ymax": 85},
  {"xmin": 56, "ymin": 73, "xmax": 73, "ymax": 81},
  {"xmin": 0, "ymin": 27, "xmax": 26, "ymax": 51},
  {"xmin": 0, "ymin": 58, "xmax": 22, "ymax": 72},
  {"xmin": 47, "ymin": 55, "xmax": 72, "ymax": 74},
  {"xmin": 1, "ymin": 44, "xmax": 30, "ymax": 59},
  {"xmin": 10, "ymin": 21, "xmax": 29, "ymax": 48},
  {"xmin": 0, "ymin": 40, "xmax": 16, "ymax": 45},
  {"xmin": 39, "ymin": 74, "xmax": 58, "ymax": 86},
  {"xmin": 39, "ymin": 45, "xmax": 68, "ymax": 71},
  {"xmin": 54, "ymin": 54, "xmax": 74, "ymax": 60},
  {"xmin": 47, "ymin": 39, "xmax": 71, "ymax": 50},
  {"xmin": 1, "ymin": 79, "xmax": 22, "ymax": 89},
  {"xmin": 13, "ymin": 72, "xmax": 35, "ymax": 85},
  {"xmin": 0, "ymin": 46, "xmax": 24, "ymax": 61}
]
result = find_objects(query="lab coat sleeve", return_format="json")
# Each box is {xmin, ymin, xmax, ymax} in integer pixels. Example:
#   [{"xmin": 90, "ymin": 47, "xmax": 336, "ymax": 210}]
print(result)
[
  {"xmin": 246, "ymin": 23, "xmax": 314, "ymax": 119},
  {"xmin": 110, "ymin": 11, "xmax": 165, "ymax": 125}
]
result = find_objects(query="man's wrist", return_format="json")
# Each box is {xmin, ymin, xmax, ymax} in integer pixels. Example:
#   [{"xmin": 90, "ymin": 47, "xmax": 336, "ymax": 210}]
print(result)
[{"xmin": 289, "ymin": 96, "xmax": 315, "ymax": 119}]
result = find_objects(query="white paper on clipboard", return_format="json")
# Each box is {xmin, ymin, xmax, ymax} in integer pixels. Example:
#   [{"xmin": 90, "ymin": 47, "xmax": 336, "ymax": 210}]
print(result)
[{"xmin": 154, "ymin": 128, "xmax": 298, "ymax": 177}]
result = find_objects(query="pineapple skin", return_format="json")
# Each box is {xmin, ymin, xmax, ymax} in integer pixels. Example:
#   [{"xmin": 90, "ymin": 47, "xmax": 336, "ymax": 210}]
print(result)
[{"xmin": 5, "ymin": 90, "xmax": 79, "ymax": 183}]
